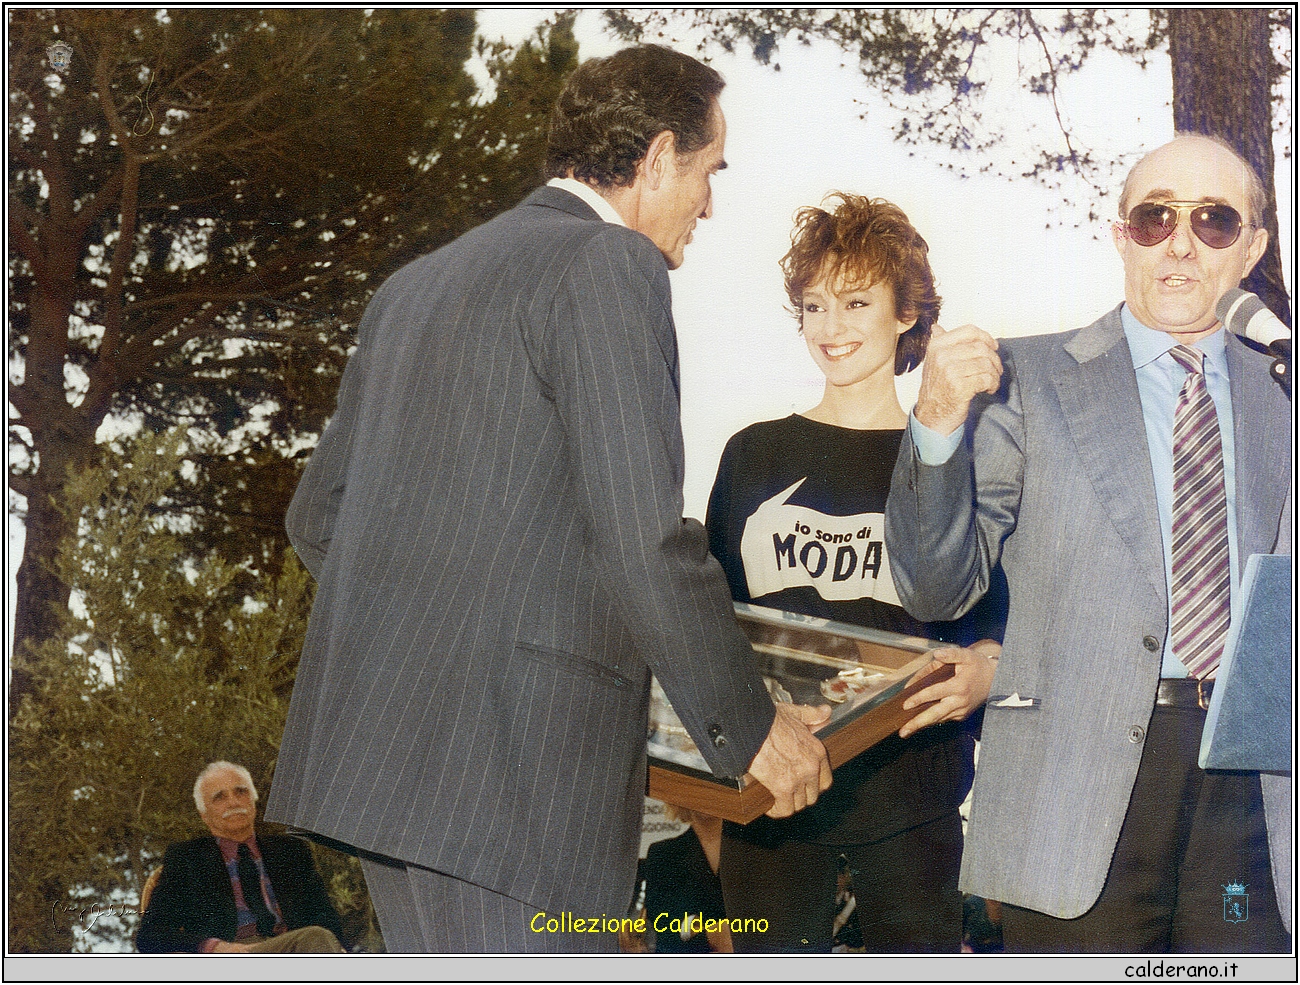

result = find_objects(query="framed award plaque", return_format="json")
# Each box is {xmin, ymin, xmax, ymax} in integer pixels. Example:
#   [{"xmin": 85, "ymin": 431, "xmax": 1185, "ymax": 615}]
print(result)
[{"xmin": 647, "ymin": 602, "xmax": 953, "ymax": 824}]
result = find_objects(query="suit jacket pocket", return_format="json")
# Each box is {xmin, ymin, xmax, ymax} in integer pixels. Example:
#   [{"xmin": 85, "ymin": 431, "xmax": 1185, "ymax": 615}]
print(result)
[
  {"xmin": 511, "ymin": 641, "xmax": 633, "ymax": 691},
  {"xmin": 986, "ymin": 693, "xmax": 1041, "ymax": 710}
]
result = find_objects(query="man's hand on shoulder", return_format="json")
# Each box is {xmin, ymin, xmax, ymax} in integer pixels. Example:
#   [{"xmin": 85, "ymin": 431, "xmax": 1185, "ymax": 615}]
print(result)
[
  {"xmin": 747, "ymin": 703, "xmax": 832, "ymax": 818},
  {"xmin": 914, "ymin": 323, "xmax": 1003, "ymax": 435}
]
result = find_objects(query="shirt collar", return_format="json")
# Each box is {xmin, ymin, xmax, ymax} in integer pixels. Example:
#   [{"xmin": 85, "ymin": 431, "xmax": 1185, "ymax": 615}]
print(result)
[
  {"xmin": 546, "ymin": 177, "xmax": 627, "ymax": 227},
  {"xmin": 217, "ymin": 834, "xmax": 259, "ymax": 863},
  {"xmin": 1120, "ymin": 303, "xmax": 1227, "ymax": 373}
]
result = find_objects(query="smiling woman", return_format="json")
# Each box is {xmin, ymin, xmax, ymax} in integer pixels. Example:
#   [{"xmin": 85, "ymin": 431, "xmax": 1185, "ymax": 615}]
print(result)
[
  {"xmin": 787, "ymin": 191, "xmax": 938, "ymax": 427},
  {"xmin": 707, "ymin": 193, "xmax": 943, "ymax": 632},
  {"xmin": 703, "ymin": 193, "xmax": 991, "ymax": 953}
]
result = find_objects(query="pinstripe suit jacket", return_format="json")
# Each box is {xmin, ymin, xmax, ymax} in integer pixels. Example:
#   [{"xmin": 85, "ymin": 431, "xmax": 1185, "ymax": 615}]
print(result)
[
  {"xmin": 266, "ymin": 186, "xmax": 775, "ymax": 914},
  {"xmin": 885, "ymin": 308, "xmax": 1291, "ymax": 919}
]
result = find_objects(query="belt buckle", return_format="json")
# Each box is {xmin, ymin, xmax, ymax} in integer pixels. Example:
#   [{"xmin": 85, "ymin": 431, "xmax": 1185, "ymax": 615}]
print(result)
[{"xmin": 1197, "ymin": 678, "xmax": 1212, "ymax": 711}]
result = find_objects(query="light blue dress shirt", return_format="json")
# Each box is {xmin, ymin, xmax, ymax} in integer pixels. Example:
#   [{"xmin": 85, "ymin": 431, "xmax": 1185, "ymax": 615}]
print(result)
[{"xmin": 909, "ymin": 307, "xmax": 1239, "ymax": 677}]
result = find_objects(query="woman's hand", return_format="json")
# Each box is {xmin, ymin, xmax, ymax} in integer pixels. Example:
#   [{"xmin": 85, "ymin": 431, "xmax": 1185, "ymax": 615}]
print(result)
[{"xmin": 898, "ymin": 639, "xmax": 1001, "ymax": 738}]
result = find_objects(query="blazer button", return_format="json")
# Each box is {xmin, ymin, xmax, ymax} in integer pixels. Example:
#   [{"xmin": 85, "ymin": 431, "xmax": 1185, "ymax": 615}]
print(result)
[
  {"xmin": 707, "ymin": 724, "xmax": 727, "ymax": 749},
  {"xmin": 1128, "ymin": 726, "xmax": 1145, "ymax": 744},
  {"xmin": 1142, "ymin": 636, "xmax": 1161, "ymax": 653}
]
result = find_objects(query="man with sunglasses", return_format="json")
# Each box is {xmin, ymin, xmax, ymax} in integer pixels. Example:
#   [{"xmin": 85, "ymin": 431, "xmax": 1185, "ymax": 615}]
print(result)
[{"xmin": 886, "ymin": 133, "xmax": 1291, "ymax": 951}]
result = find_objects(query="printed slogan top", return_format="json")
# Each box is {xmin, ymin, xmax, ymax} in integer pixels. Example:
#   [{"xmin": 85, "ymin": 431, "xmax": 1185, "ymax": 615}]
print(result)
[
  {"xmin": 705, "ymin": 413, "xmax": 973, "ymax": 848},
  {"xmin": 706, "ymin": 415, "xmax": 924, "ymax": 637}
]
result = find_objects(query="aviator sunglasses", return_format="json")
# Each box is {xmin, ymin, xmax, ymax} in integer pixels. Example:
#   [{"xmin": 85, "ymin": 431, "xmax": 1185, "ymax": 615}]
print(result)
[{"xmin": 1123, "ymin": 200, "xmax": 1245, "ymax": 250}]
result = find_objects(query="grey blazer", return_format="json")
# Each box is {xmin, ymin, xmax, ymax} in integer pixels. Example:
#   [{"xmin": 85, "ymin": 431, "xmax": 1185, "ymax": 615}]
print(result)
[
  {"xmin": 885, "ymin": 306, "xmax": 1291, "ymax": 919},
  {"xmin": 266, "ymin": 187, "xmax": 775, "ymax": 914}
]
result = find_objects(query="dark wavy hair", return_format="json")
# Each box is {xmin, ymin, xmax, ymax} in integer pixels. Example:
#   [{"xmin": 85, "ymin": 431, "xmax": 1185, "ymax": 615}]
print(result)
[
  {"xmin": 782, "ymin": 193, "xmax": 941, "ymax": 375},
  {"xmin": 545, "ymin": 45, "xmax": 724, "ymax": 189}
]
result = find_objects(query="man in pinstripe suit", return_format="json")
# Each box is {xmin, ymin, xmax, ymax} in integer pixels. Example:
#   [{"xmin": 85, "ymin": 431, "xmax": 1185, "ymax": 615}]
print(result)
[{"xmin": 266, "ymin": 46, "xmax": 830, "ymax": 953}]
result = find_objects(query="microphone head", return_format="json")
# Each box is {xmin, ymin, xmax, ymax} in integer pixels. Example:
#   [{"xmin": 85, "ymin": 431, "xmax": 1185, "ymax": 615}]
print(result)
[
  {"xmin": 1215, "ymin": 287, "xmax": 1261, "ymax": 326},
  {"xmin": 1216, "ymin": 288, "xmax": 1290, "ymax": 346},
  {"xmin": 1215, "ymin": 288, "xmax": 1249, "ymax": 323}
]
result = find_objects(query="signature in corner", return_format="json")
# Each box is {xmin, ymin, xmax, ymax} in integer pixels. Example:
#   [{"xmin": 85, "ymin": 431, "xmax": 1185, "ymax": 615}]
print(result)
[{"xmin": 50, "ymin": 900, "xmax": 134, "ymax": 931}]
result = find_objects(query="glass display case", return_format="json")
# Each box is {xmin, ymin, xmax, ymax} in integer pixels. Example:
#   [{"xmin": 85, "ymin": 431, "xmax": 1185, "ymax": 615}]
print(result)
[{"xmin": 647, "ymin": 602, "xmax": 952, "ymax": 823}]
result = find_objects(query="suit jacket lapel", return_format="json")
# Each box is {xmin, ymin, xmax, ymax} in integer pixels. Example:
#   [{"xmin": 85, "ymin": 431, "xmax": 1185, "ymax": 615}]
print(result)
[
  {"xmin": 1226, "ymin": 334, "xmax": 1288, "ymax": 562},
  {"xmin": 201, "ymin": 837, "xmax": 239, "ymax": 932},
  {"xmin": 1054, "ymin": 308, "xmax": 1167, "ymax": 603}
]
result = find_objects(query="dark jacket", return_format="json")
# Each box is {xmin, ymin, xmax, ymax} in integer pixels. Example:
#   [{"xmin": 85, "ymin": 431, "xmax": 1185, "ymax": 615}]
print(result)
[{"xmin": 136, "ymin": 833, "xmax": 342, "ymax": 953}]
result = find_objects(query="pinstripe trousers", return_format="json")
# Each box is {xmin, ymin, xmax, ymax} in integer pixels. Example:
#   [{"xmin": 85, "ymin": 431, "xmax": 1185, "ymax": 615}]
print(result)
[{"xmin": 360, "ymin": 856, "xmax": 620, "ymax": 954}]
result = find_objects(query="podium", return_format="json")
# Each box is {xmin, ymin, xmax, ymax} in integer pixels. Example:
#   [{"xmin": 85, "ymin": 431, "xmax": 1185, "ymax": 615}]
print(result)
[{"xmin": 1199, "ymin": 554, "xmax": 1292, "ymax": 772}]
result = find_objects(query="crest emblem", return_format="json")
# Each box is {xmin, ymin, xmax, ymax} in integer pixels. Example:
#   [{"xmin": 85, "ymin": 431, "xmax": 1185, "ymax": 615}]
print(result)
[
  {"xmin": 47, "ymin": 41, "xmax": 73, "ymax": 73},
  {"xmin": 1222, "ymin": 882, "xmax": 1249, "ymax": 923}
]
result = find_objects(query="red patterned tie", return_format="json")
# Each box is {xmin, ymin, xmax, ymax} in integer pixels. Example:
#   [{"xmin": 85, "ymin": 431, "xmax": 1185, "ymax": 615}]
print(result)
[{"xmin": 1168, "ymin": 344, "xmax": 1230, "ymax": 679}]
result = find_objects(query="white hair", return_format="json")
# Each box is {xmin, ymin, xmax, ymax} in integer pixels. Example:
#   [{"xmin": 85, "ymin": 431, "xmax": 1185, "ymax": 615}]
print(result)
[{"xmin": 193, "ymin": 761, "xmax": 259, "ymax": 814}]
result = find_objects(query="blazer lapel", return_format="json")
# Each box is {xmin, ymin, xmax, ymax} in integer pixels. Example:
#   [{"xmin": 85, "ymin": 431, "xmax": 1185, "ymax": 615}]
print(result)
[
  {"xmin": 202, "ymin": 837, "xmax": 239, "ymax": 932},
  {"xmin": 1053, "ymin": 309, "xmax": 1167, "ymax": 603}
]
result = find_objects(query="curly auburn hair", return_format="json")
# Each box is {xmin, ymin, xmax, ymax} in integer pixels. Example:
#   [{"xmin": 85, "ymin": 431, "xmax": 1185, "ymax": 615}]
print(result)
[
  {"xmin": 545, "ymin": 45, "xmax": 724, "ymax": 189},
  {"xmin": 782, "ymin": 193, "xmax": 941, "ymax": 375}
]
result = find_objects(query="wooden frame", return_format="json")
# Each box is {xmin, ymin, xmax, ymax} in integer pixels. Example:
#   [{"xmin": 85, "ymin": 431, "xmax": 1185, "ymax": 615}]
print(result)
[{"xmin": 646, "ymin": 603, "xmax": 953, "ymax": 824}]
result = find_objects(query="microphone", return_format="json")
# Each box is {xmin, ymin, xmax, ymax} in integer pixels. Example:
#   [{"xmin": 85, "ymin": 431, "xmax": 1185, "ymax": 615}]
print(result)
[
  {"xmin": 1216, "ymin": 288, "xmax": 1290, "ymax": 397},
  {"xmin": 1217, "ymin": 288, "xmax": 1290, "ymax": 348}
]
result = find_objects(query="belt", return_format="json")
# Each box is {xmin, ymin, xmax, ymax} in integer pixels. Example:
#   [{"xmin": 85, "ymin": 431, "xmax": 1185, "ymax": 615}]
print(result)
[{"xmin": 1156, "ymin": 678, "xmax": 1214, "ymax": 710}]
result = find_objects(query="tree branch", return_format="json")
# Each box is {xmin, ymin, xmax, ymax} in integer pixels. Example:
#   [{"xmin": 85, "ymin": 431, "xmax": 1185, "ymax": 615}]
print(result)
[
  {"xmin": 23, "ymin": 91, "xmax": 74, "ymax": 231},
  {"xmin": 133, "ymin": 30, "xmax": 336, "ymax": 165},
  {"xmin": 9, "ymin": 386, "xmax": 37, "ymax": 419},
  {"xmin": 95, "ymin": 50, "xmax": 143, "ymax": 366},
  {"xmin": 7, "ymin": 472, "xmax": 35, "ymax": 500},
  {"xmin": 1025, "ymin": 12, "xmax": 1080, "ymax": 169},
  {"xmin": 72, "ymin": 170, "xmax": 125, "ymax": 242},
  {"xmin": 7, "ymin": 201, "xmax": 52, "ymax": 284}
]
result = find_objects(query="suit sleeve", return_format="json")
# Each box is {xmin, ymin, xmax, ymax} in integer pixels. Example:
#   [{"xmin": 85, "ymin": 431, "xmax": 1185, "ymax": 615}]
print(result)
[
  {"xmin": 135, "ymin": 843, "xmax": 216, "ymax": 954},
  {"xmin": 885, "ymin": 347, "xmax": 1026, "ymax": 622},
  {"xmin": 540, "ymin": 229, "xmax": 774, "ymax": 778},
  {"xmin": 284, "ymin": 294, "xmax": 384, "ymax": 578}
]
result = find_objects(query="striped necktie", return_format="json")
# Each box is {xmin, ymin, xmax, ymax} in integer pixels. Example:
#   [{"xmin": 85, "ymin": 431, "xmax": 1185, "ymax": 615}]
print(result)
[
  {"xmin": 1168, "ymin": 344, "xmax": 1230, "ymax": 679},
  {"xmin": 237, "ymin": 842, "xmax": 278, "ymax": 937}
]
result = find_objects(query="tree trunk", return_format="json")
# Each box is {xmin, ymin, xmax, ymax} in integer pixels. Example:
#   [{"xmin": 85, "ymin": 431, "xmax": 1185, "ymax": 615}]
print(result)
[
  {"xmin": 1169, "ymin": 8, "xmax": 1291, "ymax": 327},
  {"xmin": 10, "ymin": 333, "xmax": 101, "ymax": 716},
  {"xmin": 10, "ymin": 489, "xmax": 74, "ymax": 714}
]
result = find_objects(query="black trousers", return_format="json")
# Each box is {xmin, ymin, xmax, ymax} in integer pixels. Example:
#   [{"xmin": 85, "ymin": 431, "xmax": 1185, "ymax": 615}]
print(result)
[
  {"xmin": 1002, "ymin": 700, "xmax": 1290, "ymax": 953},
  {"xmin": 719, "ymin": 811, "xmax": 964, "ymax": 953}
]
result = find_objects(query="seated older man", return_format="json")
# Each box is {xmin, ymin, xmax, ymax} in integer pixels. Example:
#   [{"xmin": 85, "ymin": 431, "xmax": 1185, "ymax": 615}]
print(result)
[{"xmin": 137, "ymin": 761, "xmax": 344, "ymax": 953}]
